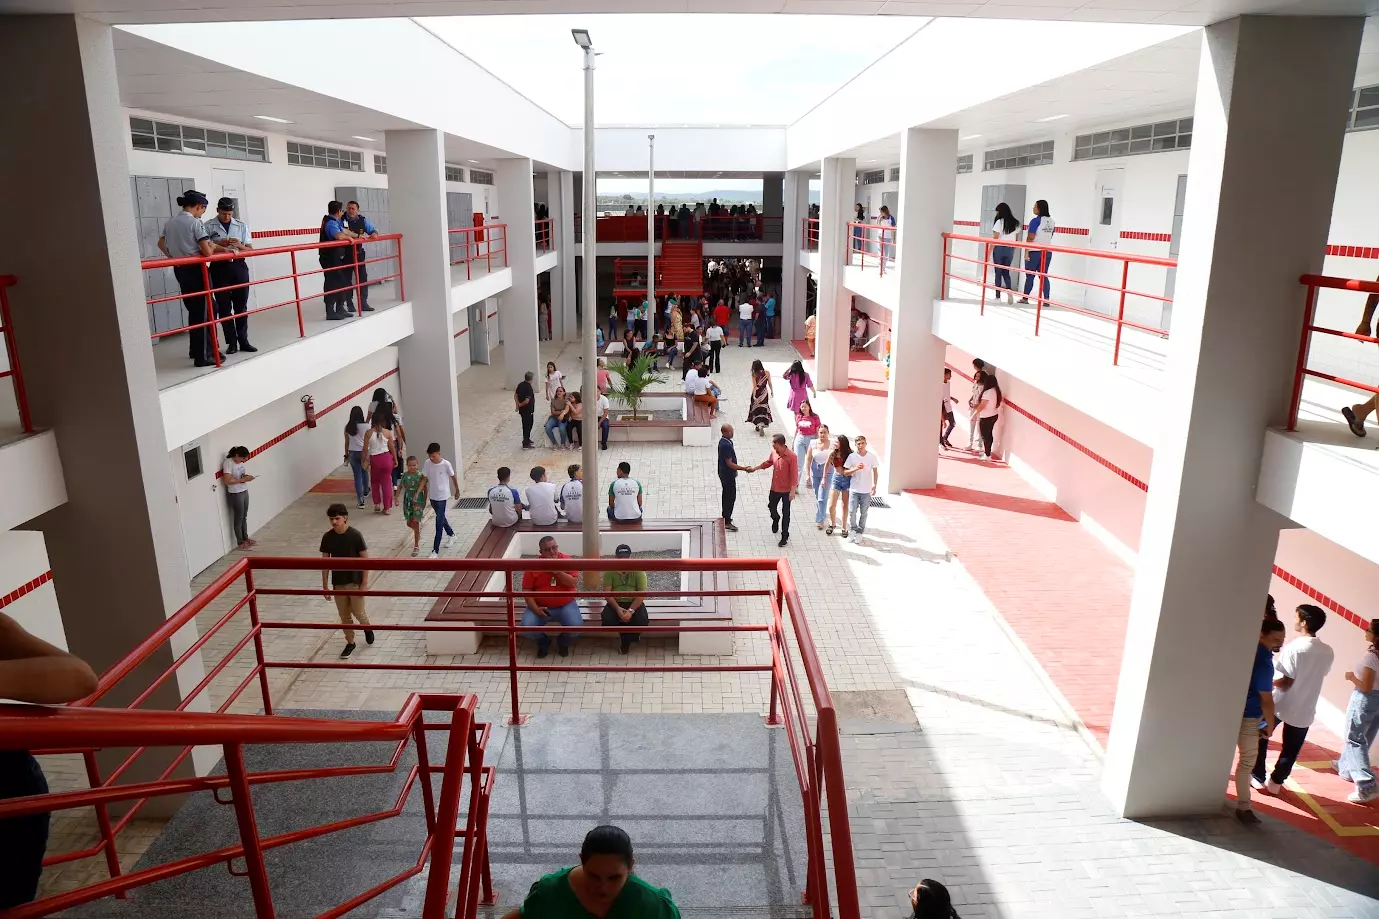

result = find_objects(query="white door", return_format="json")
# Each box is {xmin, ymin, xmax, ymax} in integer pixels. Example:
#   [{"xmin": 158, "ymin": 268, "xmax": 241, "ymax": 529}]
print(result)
[
  {"xmin": 1086, "ymin": 168, "xmax": 1124, "ymax": 313},
  {"xmin": 174, "ymin": 441, "xmax": 228, "ymax": 576}
]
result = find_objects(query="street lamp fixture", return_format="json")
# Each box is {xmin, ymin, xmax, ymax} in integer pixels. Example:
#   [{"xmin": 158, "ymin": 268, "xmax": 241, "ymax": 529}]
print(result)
[{"xmin": 571, "ymin": 28, "xmax": 592, "ymax": 49}]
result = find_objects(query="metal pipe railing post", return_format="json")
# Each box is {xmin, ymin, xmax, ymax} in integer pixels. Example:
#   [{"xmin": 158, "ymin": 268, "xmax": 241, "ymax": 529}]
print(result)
[
  {"xmin": 203, "ymin": 261, "xmax": 220, "ymax": 367},
  {"xmin": 82, "ymin": 750, "xmax": 124, "ymax": 894},
  {"xmin": 765, "ymin": 571, "xmax": 782, "ymax": 727},
  {"xmin": 224, "ymin": 743, "xmax": 276, "ymax": 918},
  {"xmin": 817, "ymin": 708, "xmax": 861, "ymax": 919},
  {"xmin": 289, "ymin": 250, "xmax": 304, "ymax": 338},
  {"xmin": 0, "ymin": 279, "xmax": 32, "ymax": 433},
  {"xmin": 504, "ymin": 570, "xmax": 524, "ymax": 725},
  {"xmin": 396, "ymin": 236, "xmax": 406, "ymax": 302},
  {"xmin": 1113, "ymin": 260, "xmax": 1130, "ymax": 366},
  {"xmin": 979, "ymin": 241, "xmax": 990, "ymax": 314},
  {"xmin": 1288, "ymin": 283, "xmax": 1320, "ymax": 431},
  {"xmin": 244, "ymin": 567, "xmax": 273, "ymax": 715}
]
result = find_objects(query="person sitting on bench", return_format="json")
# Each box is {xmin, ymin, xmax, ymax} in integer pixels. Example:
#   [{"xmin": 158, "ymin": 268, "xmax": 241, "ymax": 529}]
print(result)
[{"xmin": 602, "ymin": 544, "xmax": 650, "ymax": 655}]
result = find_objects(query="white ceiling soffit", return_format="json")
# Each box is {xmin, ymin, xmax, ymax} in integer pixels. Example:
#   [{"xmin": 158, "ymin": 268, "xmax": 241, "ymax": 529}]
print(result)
[{"xmin": 5, "ymin": 0, "xmax": 1379, "ymax": 26}]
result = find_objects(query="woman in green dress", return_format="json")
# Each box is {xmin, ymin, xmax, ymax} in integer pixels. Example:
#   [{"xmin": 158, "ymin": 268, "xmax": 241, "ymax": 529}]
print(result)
[{"xmin": 501, "ymin": 825, "xmax": 679, "ymax": 919}]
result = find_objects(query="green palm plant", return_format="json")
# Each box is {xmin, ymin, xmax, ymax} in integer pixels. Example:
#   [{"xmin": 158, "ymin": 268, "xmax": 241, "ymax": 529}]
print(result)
[{"xmin": 607, "ymin": 353, "xmax": 665, "ymax": 421}]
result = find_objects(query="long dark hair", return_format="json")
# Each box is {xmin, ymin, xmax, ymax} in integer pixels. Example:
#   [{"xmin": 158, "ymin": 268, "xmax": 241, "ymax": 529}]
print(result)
[
  {"xmin": 911, "ymin": 879, "xmax": 960, "ymax": 918},
  {"xmin": 994, "ymin": 202, "xmax": 1019, "ymax": 235},
  {"xmin": 979, "ymin": 371, "xmax": 1003, "ymax": 407},
  {"xmin": 785, "ymin": 359, "xmax": 806, "ymax": 383},
  {"xmin": 831, "ymin": 434, "xmax": 852, "ymax": 468},
  {"xmin": 346, "ymin": 405, "xmax": 365, "ymax": 437},
  {"xmin": 373, "ymin": 402, "xmax": 396, "ymax": 430},
  {"xmin": 1034, "ymin": 199, "xmax": 1050, "ymax": 219},
  {"xmin": 751, "ymin": 359, "xmax": 765, "ymax": 380},
  {"xmin": 1367, "ymin": 618, "xmax": 1379, "ymax": 654}
]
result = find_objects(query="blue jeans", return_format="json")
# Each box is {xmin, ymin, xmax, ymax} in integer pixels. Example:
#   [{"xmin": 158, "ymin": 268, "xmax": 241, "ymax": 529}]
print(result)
[
  {"xmin": 522, "ymin": 601, "xmax": 583, "ymax": 653},
  {"xmin": 792, "ymin": 434, "xmax": 811, "ymax": 487},
  {"xmin": 849, "ymin": 493, "xmax": 872, "ymax": 534},
  {"xmin": 992, "ymin": 246, "xmax": 1015, "ymax": 291},
  {"xmin": 1022, "ymin": 250, "xmax": 1051, "ymax": 302},
  {"xmin": 1338, "ymin": 689, "xmax": 1379, "ymax": 795},
  {"xmin": 756, "ymin": 315, "xmax": 769, "ymax": 346},
  {"xmin": 738, "ymin": 318, "xmax": 752, "ymax": 345},
  {"xmin": 544, "ymin": 416, "xmax": 567, "ymax": 446},
  {"xmin": 811, "ymin": 462, "xmax": 831, "ymax": 524},
  {"xmin": 431, "ymin": 498, "xmax": 453, "ymax": 554},
  {"xmin": 348, "ymin": 450, "xmax": 369, "ymax": 504}
]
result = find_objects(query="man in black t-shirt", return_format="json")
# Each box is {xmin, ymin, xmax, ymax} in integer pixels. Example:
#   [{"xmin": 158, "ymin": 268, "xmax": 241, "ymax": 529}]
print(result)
[
  {"xmin": 515, "ymin": 371, "xmax": 536, "ymax": 449},
  {"xmin": 716, "ymin": 423, "xmax": 754, "ymax": 532},
  {"xmin": 681, "ymin": 328, "xmax": 701, "ymax": 380},
  {"xmin": 319, "ymin": 503, "xmax": 374, "ymax": 658}
]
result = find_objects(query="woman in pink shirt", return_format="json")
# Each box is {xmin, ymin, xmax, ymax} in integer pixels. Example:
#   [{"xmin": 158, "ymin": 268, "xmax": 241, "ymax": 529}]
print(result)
[
  {"xmin": 783, "ymin": 360, "xmax": 816, "ymax": 415},
  {"xmin": 596, "ymin": 358, "xmax": 611, "ymax": 394},
  {"xmin": 792, "ymin": 400, "xmax": 822, "ymax": 487}
]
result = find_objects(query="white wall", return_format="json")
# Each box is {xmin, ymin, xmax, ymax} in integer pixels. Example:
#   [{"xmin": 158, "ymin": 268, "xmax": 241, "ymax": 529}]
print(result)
[
  {"xmin": 0, "ymin": 530, "xmax": 64, "ymax": 651},
  {"xmin": 595, "ymin": 127, "xmax": 786, "ymax": 173},
  {"xmin": 1312, "ymin": 128, "xmax": 1379, "ymax": 388}
]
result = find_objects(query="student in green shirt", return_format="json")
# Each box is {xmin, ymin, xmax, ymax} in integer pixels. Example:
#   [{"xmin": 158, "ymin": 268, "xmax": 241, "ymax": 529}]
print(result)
[
  {"xmin": 501, "ymin": 825, "xmax": 678, "ymax": 919},
  {"xmin": 602, "ymin": 544, "xmax": 649, "ymax": 655}
]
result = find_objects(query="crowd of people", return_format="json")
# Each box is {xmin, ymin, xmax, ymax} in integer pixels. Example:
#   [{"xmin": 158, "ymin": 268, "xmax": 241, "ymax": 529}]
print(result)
[{"xmin": 939, "ymin": 358, "xmax": 1003, "ymax": 461}]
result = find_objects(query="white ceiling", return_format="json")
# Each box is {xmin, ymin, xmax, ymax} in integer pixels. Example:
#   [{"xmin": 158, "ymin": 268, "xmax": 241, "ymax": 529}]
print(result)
[{"xmin": 3, "ymin": 0, "xmax": 1379, "ymax": 25}]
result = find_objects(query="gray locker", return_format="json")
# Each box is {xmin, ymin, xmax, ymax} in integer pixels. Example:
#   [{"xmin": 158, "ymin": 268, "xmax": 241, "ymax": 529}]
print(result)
[
  {"xmin": 336, "ymin": 185, "xmax": 397, "ymax": 289},
  {"xmin": 446, "ymin": 192, "xmax": 474, "ymax": 231},
  {"xmin": 132, "ymin": 174, "xmax": 196, "ymax": 335},
  {"xmin": 980, "ymin": 184, "xmax": 1026, "ymax": 231}
]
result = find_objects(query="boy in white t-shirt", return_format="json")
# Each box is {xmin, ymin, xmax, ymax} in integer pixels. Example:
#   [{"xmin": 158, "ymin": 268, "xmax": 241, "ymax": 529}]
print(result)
[
  {"xmin": 420, "ymin": 442, "xmax": 459, "ymax": 556},
  {"xmin": 526, "ymin": 466, "xmax": 560, "ymax": 526},
  {"xmin": 559, "ymin": 463, "xmax": 584, "ymax": 524},
  {"xmin": 1253, "ymin": 603, "xmax": 1334, "ymax": 794},
  {"xmin": 596, "ymin": 393, "xmax": 611, "ymax": 451},
  {"xmin": 607, "ymin": 462, "xmax": 644, "ymax": 522},
  {"xmin": 487, "ymin": 467, "xmax": 523, "ymax": 527},
  {"xmin": 844, "ymin": 435, "xmax": 880, "ymax": 540}
]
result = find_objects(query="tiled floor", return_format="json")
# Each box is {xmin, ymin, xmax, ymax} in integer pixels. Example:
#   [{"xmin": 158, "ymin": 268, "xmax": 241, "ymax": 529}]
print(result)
[{"xmin": 36, "ymin": 335, "xmax": 1379, "ymax": 918}]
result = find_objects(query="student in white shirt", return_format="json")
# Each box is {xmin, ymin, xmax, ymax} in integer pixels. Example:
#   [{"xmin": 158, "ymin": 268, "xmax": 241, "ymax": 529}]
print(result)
[
  {"xmin": 487, "ymin": 467, "xmax": 523, "ymax": 527},
  {"xmin": 1253, "ymin": 604, "xmax": 1335, "ymax": 794},
  {"xmin": 940, "ymin": 368, "xmax": 956, "ymax": 450},
  {"xmin": 989, "ymin": 202, "xmax": 1022, "ymax": 304},
  {"xmin": 843, "ymin": 435, "xmax": 880, "ymax": 540},
  {"xmin": 737, "ymin": 299, "xmax": 754, "ymax": 347},
  {"xmin": 596, "ymin": 393, "xmax": 611, "ymax": 451},
  {"xmin": 420, "ymin": 442, "xmax": 459, "ymax": 556},
  {"xmin": 526, "ymin": 466, "xmax": 560, "ymax": 526},
  {"xmin": 223, "ymin": 446, "xmax": 256, "ymax": 550},
  {"xmin": 545, "ymin": 361, "xmax": 565, "ymax": 401},
  {"xmin": 704, "ymin": 322, "xmax": 725, "ymax": 373},
  {"xmin": 607, "ymin": 461, "xmax": 644, "ymax": 522},
  {"xmin": 1019, "ymin": 199, "xmax": 1056, "ymax": 305},
  {"xmin": 559, "ymin": 464, "xmax": 584, "ymax": 524},
  {"xmin": 974, "ymin": 371, "xmax": 1003, "ymax": 460}
]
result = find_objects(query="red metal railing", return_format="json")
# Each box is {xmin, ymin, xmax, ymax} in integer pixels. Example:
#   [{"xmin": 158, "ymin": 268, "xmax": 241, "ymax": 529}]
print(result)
[
  {"xmin": 594, "ymin": 214, "xmax": 670, "ymax": 242},
  {"xmin": 846, "ymin": 221, "xmax": 898, "ymax": 276},
  {"xmin": 5, "ymin": 555, "xmax": 859, "ymax": 919},
  {"xmin": 801, "ymin": 218, "xmax": 819, "ymax": 252},
  {"xmin": 941, "ymin": 231, "xmax": 1176, "ymax": 366},
  {"xmin": 535, "ymin": 218, "xmax": 553, "ymax": 252},
  {"xmin": 448, "ymin": 224, "xmax": 510, "ymax": 281},
  {"xmin": 0, "ymin": 274, "xmax": 33, "ymax": 433},
  {"xmin": 141, "ymin": 235, "xmax": 404, "ymax": 369},
  {"xmin": 1288, "ymin": 273, "xmax": 1379, "ymax": 430}
]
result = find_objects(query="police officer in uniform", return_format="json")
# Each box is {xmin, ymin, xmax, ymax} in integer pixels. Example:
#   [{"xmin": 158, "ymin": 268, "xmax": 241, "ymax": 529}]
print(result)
[
  {"xmin": 204, "ymin": 197, "xmax": 257, "ymax": 354},
  {"xmin": 319, "ymin": 200, "xmax": 359, "ymax": 321},
  {"xmin": 343, "ymin": 200, "xmax": 379, "ymax": 313},
  {"xmin": 158, "ymin": 190, "xmax": 232, "ymax": 366}
]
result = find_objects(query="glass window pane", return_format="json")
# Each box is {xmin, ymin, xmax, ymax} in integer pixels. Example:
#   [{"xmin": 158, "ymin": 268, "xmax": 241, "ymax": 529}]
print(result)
[
  {"xmin": 1129, "ymin": 137, "xmax": 1151, "ymax": 153},
  {"xmin": 1152, "ymin": 136, "xmax": 1176, "ymax": 150},
  {"xmin": 130, "ymin": 118, "xmax": 154, "ymax": 133},
  {"xmin": 131, "ymin": 133, "xmax": 156, "ymax": 150},
  {"xmin": 183, "ymin": 138, "xmax": 205, "ymax": 153},
  {"xmin": 1131, "ymin": 124, "xmax": 1152, "ymax": 139},
  {"xmin": 1091, "ymin": 144, "xmax": 1110, "ymax": 157},
  {"xmin": 1354, "ymin": 107, "xmax": 1379, "ymax": 129},
  {"xmin": 1357, "ymin": 86, "xmax": 1379, "ymax": 107},
  {"xmin": 1092, "ymin": 132, "xmax": 1110, "ymax": 145},
  {"xmin": 207, "ymin": 130, "xmax": 227, "ymax": 146},
  {"xmin": 1178, "ymin": 117, "xmax": 1194, "ymax": 132},
  {"xmin": 1109, "ymin": 141, "xmax": 1128, "ymax": 156},
  {"xmin": 154, "ymin": 122, "xmax": 180, "ymax": 138},
  {"xmin": 155, "ymin": 135, "xmax": 180, "ymax": 152},
  {"xmin": 182, "ymin": 127, "xmax": 205, "ymax": 142},
  {"xmin": 1177, "ymin": 133, "xmax": 1192, "ymax": 148},
  {"xmin": 1111, "ymin": 129, "xmax": 1130, "ymax": 143},
  {"xmin": 1153, "ymin": 121, "xmax": 1176, "ymax": 136}
]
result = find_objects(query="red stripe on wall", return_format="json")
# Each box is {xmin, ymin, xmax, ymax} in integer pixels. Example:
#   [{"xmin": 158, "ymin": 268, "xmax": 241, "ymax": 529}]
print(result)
[
  {"xmin": 1326, "ymin": 244, "xmax": 1379, "ymax": 260},
  {"xmin": 0, "ymin": 571, "xmax": 53, "ymax": 611},
  {"xmin": 1120, "ymin": 230, "xmax": 1173, "ymax": 243},
  {"xmin": 251, "ymin": 227, "xmax": 318, "ymax": 240},
  {"xmin": 454, "ymin": 327, "xmax": 469, "ymax": 338},
  {"xmin": 1054, "ymin": 227, "xmax": 1090, "ymax": 237},
  {"xmin": 214, "ymin": 367, "xmax": 399, "ymax": 478},
  {"xmin": 1272, "ymin": 565, "xmax": 1370, "ymax": 631},
  {"xmin": 953, "ymin": 220, "xmax": 982, "ymax": 228}
]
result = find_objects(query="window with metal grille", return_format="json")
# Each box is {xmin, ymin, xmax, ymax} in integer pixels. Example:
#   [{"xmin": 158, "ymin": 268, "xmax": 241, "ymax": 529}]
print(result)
[
  {"xmin": 956, "ymin": 154, "xmax": 973, "ymax": 175},
  {"xmin": 374, "ymin": 154, "xmax": 387, "ymax": 174},
  {"xmin": 470, "ymin": 169, "xmax": 495, "ymax": 186},
  {"xmin": 982, "ymin": 141, "xmax": 1055, "ymax": 171},
  {"xmin": 286, "ymin": 141, "xmax": 363, "ymax": 171},
  {"xmin": 1349, "ymin": 84, "xmax": 1379, "ymax": 132},
  {"xmin": 1073, "ymin": 118, "xmax": 1193, "ymax": 161},
  {"xmin": 129, "ymin": 117, "xmax": 267, "ymax": 163},
  {"xmin": 445, "ymin": 164, "xmax": 465, "ymax": 183},
  {"xmin": 888, "ymin": 167, "xmax": 900, "ymax": 182},
  {"xmin": 859, "ymin": 169, "xmax": 885, "ymax": 185}
]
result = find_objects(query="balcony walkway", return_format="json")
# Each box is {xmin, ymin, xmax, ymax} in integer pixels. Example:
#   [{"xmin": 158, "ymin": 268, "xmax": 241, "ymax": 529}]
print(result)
[{"xmin": 35, "ymin": 338, "xmax": 1379, "ymax": 918}]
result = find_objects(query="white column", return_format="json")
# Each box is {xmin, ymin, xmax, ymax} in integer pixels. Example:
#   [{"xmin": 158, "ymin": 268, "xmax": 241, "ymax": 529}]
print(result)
[
  {"xmin": 815, "ymin": 156, "xmax": 855, "ymax": 391},
  {"xmin": 1102, "ymin": 14, "xmax": 1364, "ymax": 819},
  {"xmin": 0, "ymin": 15, "xmax": 202, "ymax": 781},
  {"xmin": 781, "ymin": 171, "xmax": 810, "ymax": 342},
  {"xmin": 387, "ymin": 128, "xmax": 462, "ymax": 475},
  {"xmin": 495, "ymin": 158, "xmax": 539, "ymax": 387},
  {"xmin": 882, "ymin": 129, "xmax": 955, "ymax": 493},
  {"xmin": 553, "ymin": 170, "xmax": 577, "ymax": 342}
]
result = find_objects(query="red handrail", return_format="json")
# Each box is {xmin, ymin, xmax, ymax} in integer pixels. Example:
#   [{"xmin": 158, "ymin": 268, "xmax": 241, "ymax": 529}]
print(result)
[
  {"xmin": 0, "ymin": 274, "xmax": 32, "ymax": 433},
  {"xmin": 5, "ymin": 554, "xmax": 859, "ymax": 919},
  {"xmin": 535, "ymin": 218, "xmax": 553, "ymax": 252},
  {"xmin": 141, "ymin": 234, "xmax": 404, "ymax": 369},
  {"xmin": 448, "ymin": 223, "xmax": 509, "ymax": 281},
  {"xmin": 940, "ymin": 231, "xmax": 1175, "ymax": 366},
  {"xmin": 1287, "ymin": 273, "xmax": 1379, "ymax": 431},
  {"xmin": 801, "ymin": 218, "xmax": 820, "ymax": 251},
  {"xmin": 847, "ymin": 221, "xmax": 897, "ymax": 276}
]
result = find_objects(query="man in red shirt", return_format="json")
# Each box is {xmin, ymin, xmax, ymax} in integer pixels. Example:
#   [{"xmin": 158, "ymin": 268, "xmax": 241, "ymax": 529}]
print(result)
[
  {"xmin": 713, "ymin": 299, "xmax": 731, "ymax": 331},
  {"xmin": 757, "ymin": 433, "xmax": 799, "ymax": 547},
  {"xmin": 521, "ymin": 535, "xmax": 583, "ymax": 657}
]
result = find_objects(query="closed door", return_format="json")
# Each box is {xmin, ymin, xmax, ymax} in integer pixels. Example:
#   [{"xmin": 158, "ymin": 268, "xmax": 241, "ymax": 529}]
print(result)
[
  {"xmin": 469, "ymin": 303, "xmax": 488, "ymax": 364},
  {"xmin": 174, "ymin": 441, "xmax": 228, "ymax": 576},
  {"xmin": 1086, "ymin": 168, "xmax": 1125, "ymax": 312}
]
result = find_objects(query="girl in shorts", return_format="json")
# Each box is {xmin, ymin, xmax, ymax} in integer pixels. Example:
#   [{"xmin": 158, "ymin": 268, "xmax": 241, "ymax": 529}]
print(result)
[{"xmin": 396, "ymin": 455, "xmax": 426, "ymax": 557}]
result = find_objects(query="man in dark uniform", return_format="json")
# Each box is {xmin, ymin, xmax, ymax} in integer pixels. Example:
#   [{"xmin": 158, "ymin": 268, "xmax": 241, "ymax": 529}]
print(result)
[
  {"xmin": 204, "ymin": 198, "xmax": 257, "ymax": 354},
  {"xmin": 320, "ymin": 201, "xmax": 358, "ymax": 320},
  {"xmin": 343, "ymin": 200, "xmax": 379, "ymax": 313}
]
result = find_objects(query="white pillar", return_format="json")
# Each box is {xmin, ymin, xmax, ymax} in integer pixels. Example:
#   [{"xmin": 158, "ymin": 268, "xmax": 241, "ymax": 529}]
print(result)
[
  {"xmin": 1102, "ymin": 14, "xmax": 1364, "ymax": 819},
  {"xmin": 386, "ymin": 128, "xmax": 462, "ymax": 475},
  {"xmin": 781, "ymin": 171, "xmax": 810, "ymax": 342},
  {"xmin": 553, "ymin": 170, "xmax": 577, "ymax": 342},
  {"xmin": 882, "ymin": 129, "xmax": 955, "ymax": 493},
  {"xmin": 816, "ymin": 157, "xmax": 855, "ymax": 391},
  {"xmin": 496, "ymin": 158, "xmax": 539, "ymax": 387}
]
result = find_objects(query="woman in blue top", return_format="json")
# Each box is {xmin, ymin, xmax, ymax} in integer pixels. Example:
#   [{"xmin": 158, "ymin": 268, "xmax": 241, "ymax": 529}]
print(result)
[{"xmin": 1019, "ymin": 199, "xmax": 1056, "ymax": 305}]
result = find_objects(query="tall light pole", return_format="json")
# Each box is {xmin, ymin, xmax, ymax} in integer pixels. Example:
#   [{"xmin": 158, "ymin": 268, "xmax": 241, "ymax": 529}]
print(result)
[
  {"xmin": 573, "ymin": 28, "xmax": 600, "ymax": 569},
  {"xmin": 647, "ymin": 133, "xmax": 655, "ymax": 342}
]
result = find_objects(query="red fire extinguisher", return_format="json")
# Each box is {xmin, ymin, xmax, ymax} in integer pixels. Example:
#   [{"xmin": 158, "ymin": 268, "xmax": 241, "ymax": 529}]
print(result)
[{"xmin": 302, "ymin": 395, "xmax": 317, "ymax": 429}]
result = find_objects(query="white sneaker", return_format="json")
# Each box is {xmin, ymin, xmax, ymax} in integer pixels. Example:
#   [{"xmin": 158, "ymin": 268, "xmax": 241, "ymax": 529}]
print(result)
[
  {"xmin": 428, "ymin": 551, "xmax": 439, "ymax": 559},
  {"xmin": 1346, "ymin": 787, "xmax": 1378, "ymax": 804},
  {"xmin": 443, "ymin": 535, "xmax": 455, "ymax": 549},
  {"xmin": 1250, "ymin": 776, "xmax": 1266, "ymax": 792},
  {"xmin": 411, "ymin": 547, "xmax": 419, "ymax": 557},
  {"xmin": 1265, "ymin": 779, "xmax": 1282, "ymax": 795}
]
